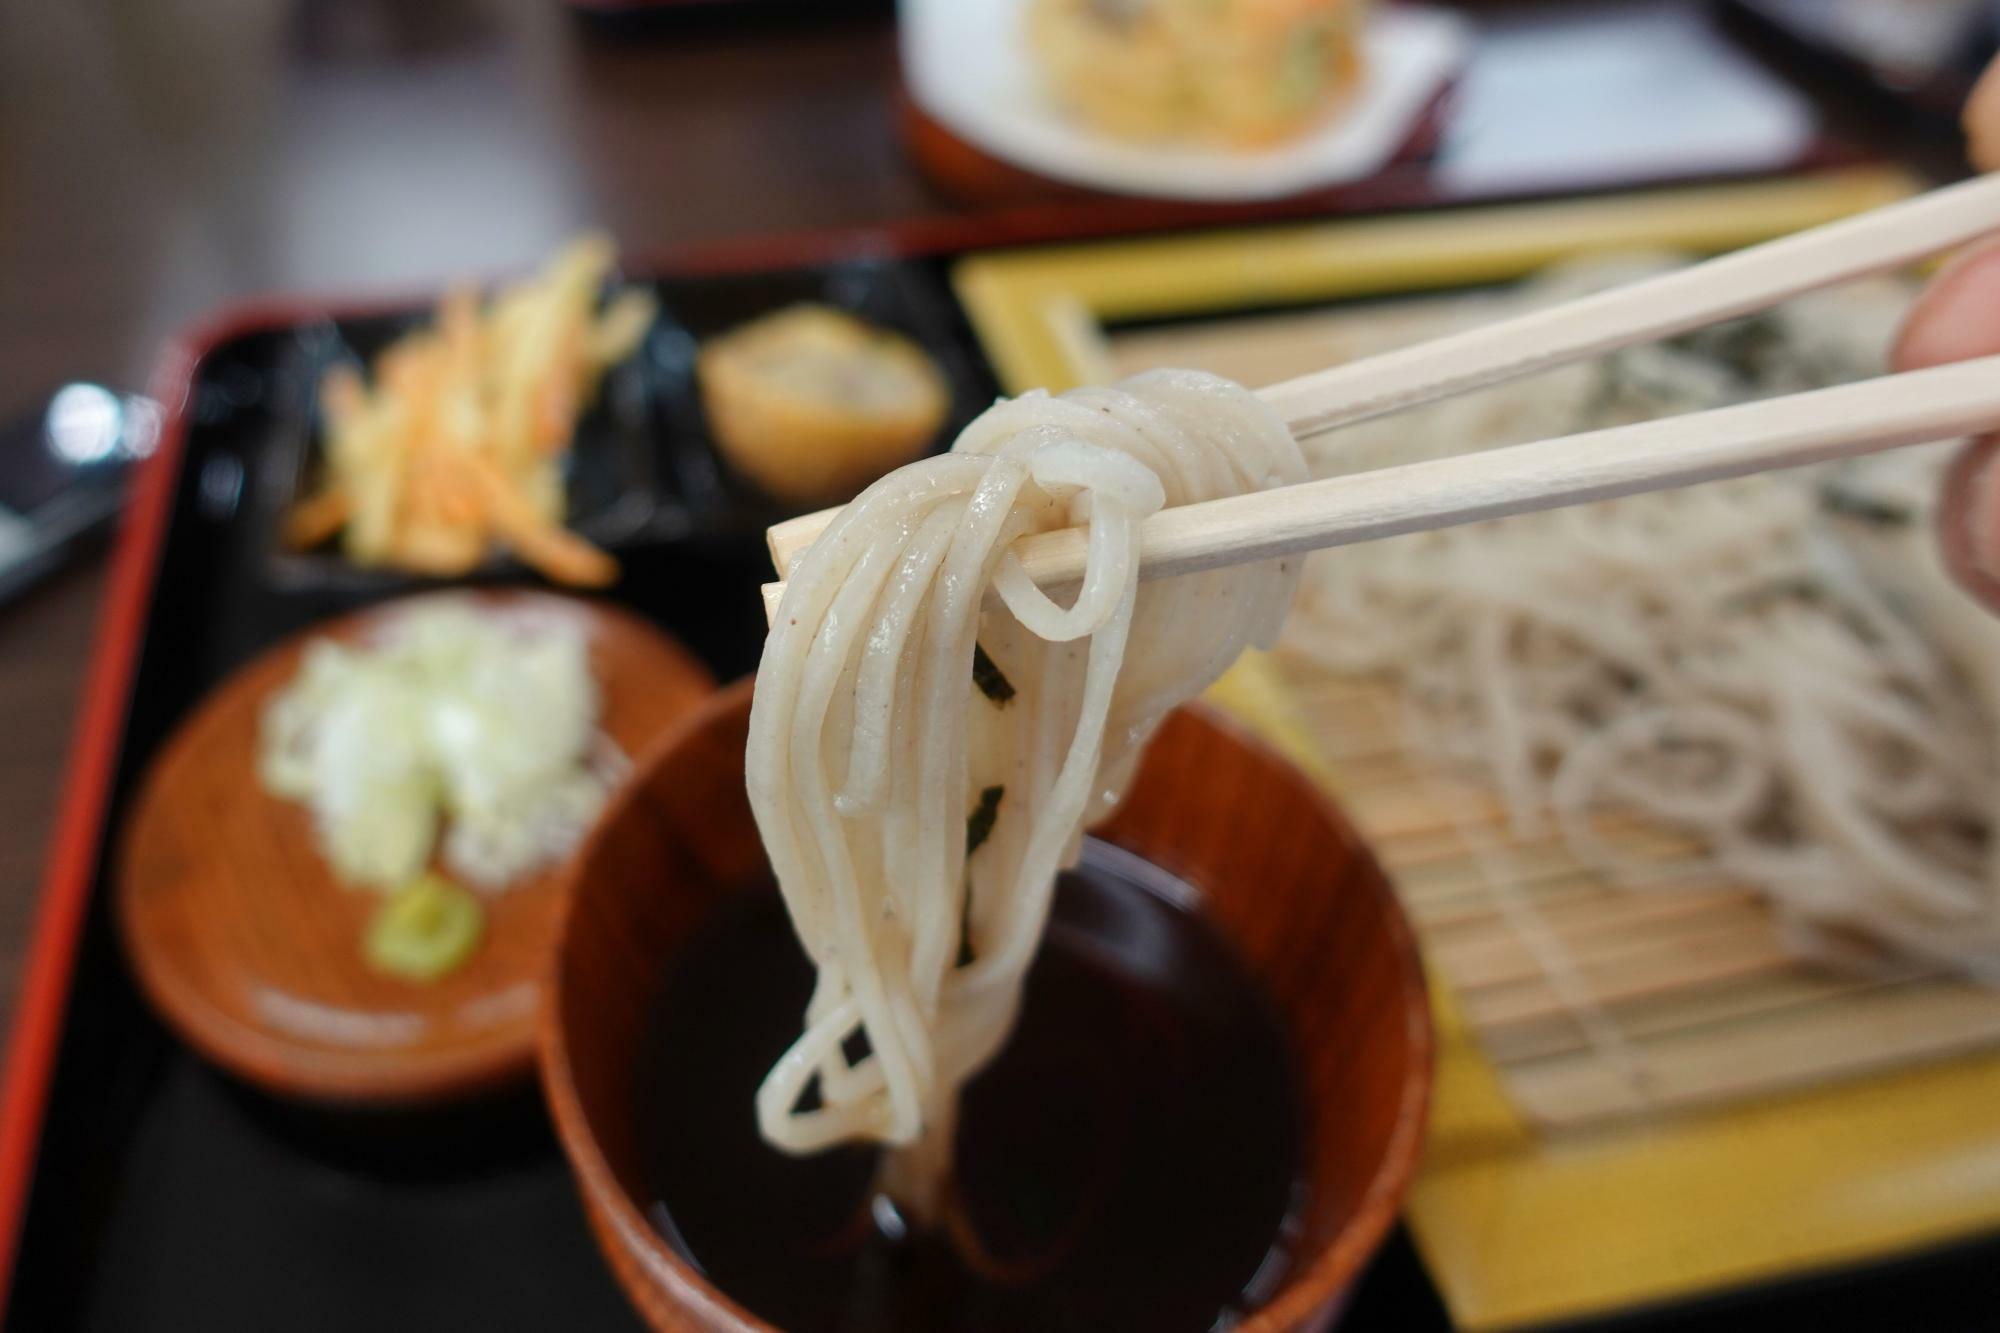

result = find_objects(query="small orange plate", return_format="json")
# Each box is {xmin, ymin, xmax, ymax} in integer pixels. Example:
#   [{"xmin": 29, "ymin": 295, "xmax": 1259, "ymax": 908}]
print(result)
[{"xmin": 115, "ymin": 590, "xmax": 715, "ymax": 1106}]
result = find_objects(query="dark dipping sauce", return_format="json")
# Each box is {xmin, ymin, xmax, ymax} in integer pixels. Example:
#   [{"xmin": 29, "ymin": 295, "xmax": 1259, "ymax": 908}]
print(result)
[{"xmin": 636, "ymin": 841, "xmax": 1307, "ymax": 1333}]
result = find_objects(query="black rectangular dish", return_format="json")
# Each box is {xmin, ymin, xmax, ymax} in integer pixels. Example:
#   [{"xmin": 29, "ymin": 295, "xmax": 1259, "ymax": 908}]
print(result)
[{"xmin": 258, "ymin": 256, "xmax": 997, "ymax": 593}]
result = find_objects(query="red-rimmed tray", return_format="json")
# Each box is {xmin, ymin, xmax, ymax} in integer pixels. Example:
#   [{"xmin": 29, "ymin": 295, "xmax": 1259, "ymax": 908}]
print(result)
[{"xmin": 0, "ymin": 141, "xmax": 1973, "ymax": 1333}]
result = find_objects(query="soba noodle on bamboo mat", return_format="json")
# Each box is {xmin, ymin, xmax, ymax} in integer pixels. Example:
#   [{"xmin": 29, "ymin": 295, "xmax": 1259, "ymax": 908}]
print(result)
[{"xmin": 1117, "ymin": 257, "xmax": 2000, "ymax": 1134}]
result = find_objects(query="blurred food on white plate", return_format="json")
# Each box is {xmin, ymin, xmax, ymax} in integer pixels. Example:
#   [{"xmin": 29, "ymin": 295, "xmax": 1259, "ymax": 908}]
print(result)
[
  {"xmin": 901, "ymin": 0, "xmax": 1463, "ymax": 202},
  {"xmin": 1028, "ymin": 0, "xmax": 1368, "ymax": 147}
]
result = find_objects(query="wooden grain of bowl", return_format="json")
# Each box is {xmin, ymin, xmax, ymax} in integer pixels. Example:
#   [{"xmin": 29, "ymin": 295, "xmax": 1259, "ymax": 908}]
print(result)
[
  {"xmin": 541, "ymin": 678, "xmax": 1433, "ymax": 1332},
  {"xmin": 116, "ymin": 590, "xmax": 715, "ymax": 1105}
]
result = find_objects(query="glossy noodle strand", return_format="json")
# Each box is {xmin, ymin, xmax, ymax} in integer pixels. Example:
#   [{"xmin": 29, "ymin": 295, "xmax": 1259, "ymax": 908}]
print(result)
[{"xmin": 746, "ymin": 369, "xmax": 1304, "ymax": 1219}]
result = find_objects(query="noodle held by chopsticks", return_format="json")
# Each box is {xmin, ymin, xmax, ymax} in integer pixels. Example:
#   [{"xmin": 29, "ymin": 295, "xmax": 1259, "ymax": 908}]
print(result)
[{"xmin": 747, "ymin": 370, "xmax": 1304, "ymax": 1221}]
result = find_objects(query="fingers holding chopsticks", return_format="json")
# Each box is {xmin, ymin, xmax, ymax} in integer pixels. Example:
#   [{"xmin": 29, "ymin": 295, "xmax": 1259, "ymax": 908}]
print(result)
[
  {"xmin": 1898, "ymin": 54, "xmax": 2000, "ymax": 610},
  {"xmin": 1896, "ymin": 238, "xmax": 2000, "ymax": 372},
  {"xmin": 1899, "ymin": 231, "xmax": 2000, "ymax": 611}
]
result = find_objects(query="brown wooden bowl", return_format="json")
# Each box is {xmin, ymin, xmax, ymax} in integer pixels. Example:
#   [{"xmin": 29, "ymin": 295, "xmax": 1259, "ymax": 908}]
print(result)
[
  {"xmin": 116, "ymin": 590, "xmax": 715, "ymax": 1105},
  {"xmin": 542, "ymin": 678, "xmax": 1433, "ymax": 1332}
]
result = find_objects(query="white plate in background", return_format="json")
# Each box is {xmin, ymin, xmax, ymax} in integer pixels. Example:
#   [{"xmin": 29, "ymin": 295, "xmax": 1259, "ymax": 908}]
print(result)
[{"xmin": 901, "ymin": 0, "xmax": 1469, "ymax": 202}]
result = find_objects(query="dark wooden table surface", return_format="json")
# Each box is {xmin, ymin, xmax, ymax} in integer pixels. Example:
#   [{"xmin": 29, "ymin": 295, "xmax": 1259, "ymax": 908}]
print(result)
[{"xmin": 0, "ymin": 0, "xmax": 933, "ymax": 1029}]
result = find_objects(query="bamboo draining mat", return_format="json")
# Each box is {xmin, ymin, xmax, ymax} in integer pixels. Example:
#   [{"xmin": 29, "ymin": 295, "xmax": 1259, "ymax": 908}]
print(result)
[
  {"xmin": 1109, "ymin": 301, "xmax": 2000, "ymax": 1134},
  {"xmin": 1271, "ymin": 659, "xmax": 2000, "ymax": 1133}
]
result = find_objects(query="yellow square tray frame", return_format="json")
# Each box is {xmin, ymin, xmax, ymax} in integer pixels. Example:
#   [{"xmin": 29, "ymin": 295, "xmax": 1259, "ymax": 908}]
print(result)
[{"xmin": 950, "ymin": 167, "xmax": 2000, "ymax": 1330}]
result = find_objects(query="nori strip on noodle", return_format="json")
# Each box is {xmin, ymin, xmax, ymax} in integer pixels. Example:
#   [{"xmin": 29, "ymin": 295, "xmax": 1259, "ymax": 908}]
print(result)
[
  {"xmin": 972, "ymin": 643, "xmax": 1015, "ymax": 704},
  {"xmin": 960, "ymin": 787, "xmax": 1003, "ymax": 967},
  {"xmin": 966, "ymin": 785, "xmax": 1004, "ymax": 855}
]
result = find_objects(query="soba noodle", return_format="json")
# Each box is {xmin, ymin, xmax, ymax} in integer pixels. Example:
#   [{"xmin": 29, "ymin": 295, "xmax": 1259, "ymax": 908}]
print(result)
[
  {"xmin": 1283, "ymin": 263, "xmax": 2000, "ymax": 980},
  {"xmin": 747, "ymin": 369, "xmax": 1303, "ymax": 1217}
]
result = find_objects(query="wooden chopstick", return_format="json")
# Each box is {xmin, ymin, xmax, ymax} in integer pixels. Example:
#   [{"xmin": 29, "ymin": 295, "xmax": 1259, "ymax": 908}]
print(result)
[
  {"xmin": 763, "ymin": 356, "xmax": 2000, "ymax": 624},
  {"xmin": 763, "ymin": 176, "xmax": 2000, "ymax": 616},
  {"xmin": 1258, "ymin": 172, "xmax": 2000, "ymax": 442}
]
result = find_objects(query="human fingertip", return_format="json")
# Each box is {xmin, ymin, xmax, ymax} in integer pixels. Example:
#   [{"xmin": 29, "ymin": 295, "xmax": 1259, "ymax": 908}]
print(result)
[{"xmin": 1894, "ymin": 238, "xmax": 2000, "ymax": 372}]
